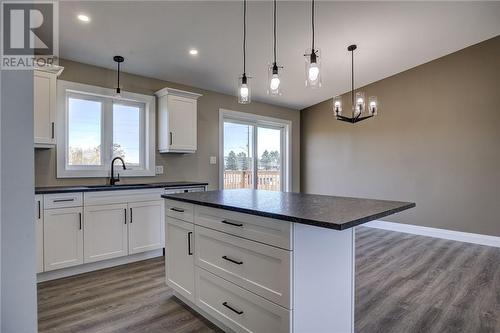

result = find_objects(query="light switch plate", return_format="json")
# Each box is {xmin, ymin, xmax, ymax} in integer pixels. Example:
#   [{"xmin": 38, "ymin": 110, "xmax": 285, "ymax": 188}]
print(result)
[
  {"xmin": 155, "ymin": 165, "xmax": 164, "ymax": 175},
  {"xmin": 209, "ymin": 156, "xmax": 217, "ymax": 165}
]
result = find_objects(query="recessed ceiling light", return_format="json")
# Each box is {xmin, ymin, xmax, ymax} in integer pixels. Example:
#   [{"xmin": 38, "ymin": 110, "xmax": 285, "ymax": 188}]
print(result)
[
  {"xmin": 189, "ymin": 49, "xmax": 199, "ymax": 56},
  {"xmin": 77, "ymin": 14, "xmax": 90, "ymax": 23}
]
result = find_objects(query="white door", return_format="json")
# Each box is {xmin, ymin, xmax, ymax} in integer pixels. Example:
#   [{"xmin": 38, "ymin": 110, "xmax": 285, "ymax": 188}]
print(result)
[
  {"xmin": 166, "ymin": 217, "xmax": 195, "ymax": 302},
  {"xmin": 34, "ymin": 71, "xmax": 56, "ymax": 145},
  {"xmin": 35, "ymin": 195, "xmax": 44, "ymax": 273},
  {"xmin": 44, "ymin": 207, "xmax": 83, "ymax": 271},
  {"xmin": 128, "ymin": 200, "xmax": 165, "ymax": 254},
  {"xmin": 168, "ymin": 95, "xmax": 197, "ymax": 151},
  {"xmin": 84, "ymin": 204, "xmax": 128, "ymax": 263}
]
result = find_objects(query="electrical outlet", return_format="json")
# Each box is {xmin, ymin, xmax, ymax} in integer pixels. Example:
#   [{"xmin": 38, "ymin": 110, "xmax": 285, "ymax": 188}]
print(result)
[
  {"xmin": 210, "ymin": 156, "xmax": 217, "ymax": 165},
  {"xmin": 155, "ymin": 165, "xmax": 164, "ymax": 175}
]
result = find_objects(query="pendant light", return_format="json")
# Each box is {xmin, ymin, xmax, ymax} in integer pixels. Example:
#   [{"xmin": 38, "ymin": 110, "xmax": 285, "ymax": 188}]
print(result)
[
  {"xmin": 304, "ymin": 0, "xmax": 321, "ymax": 88},
  {"xmin": 268, "ymin": 0, "xmax": 283, "ymax": 96},
  {"xmin": 113, "ymin": 55, "xmax": 124, "ymax": 98},
  {"xmin": 334, "ymin": 45, "xmax": 379, "ymax": 123},
  {"xmin": 237, "ymin": 0, "xmax": 251, "ymax": 104}
]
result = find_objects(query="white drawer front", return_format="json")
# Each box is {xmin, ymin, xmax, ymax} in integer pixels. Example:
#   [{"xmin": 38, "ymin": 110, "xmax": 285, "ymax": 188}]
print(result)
[
  {"xmin": 195, "ymin": 225, "xmax": 291, "ymax": 309},
  {"xmin": 165, "ymin": 199, "xmax": 194, "ymax": 223},
  {"xmin": 44, "ymin": 193, "xmax": 83, "ymax": 209},
  {"xmin": 85, "ymin": 189, "xmax": 163, "ymax": 206},
  {"xmin": 195, "ymin": 268, "xmax": 291, "ymax": 333},
  {"xmin": 195, "ymin": 205, "xmax": 292, "ymax": 250}
]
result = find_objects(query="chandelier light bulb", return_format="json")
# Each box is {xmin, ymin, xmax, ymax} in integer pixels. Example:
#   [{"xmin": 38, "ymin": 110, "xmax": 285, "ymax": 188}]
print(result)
[
  {"xmin": 308, "ymin": 63, "xmax": 319, "ymax": 81},
  {"xmin": 240, "ymin": 84, "xmax": 249, "ymax": 99},
  {"xmin": 270, "ymin": 74, "xmax": 281, "ymax": 91}
]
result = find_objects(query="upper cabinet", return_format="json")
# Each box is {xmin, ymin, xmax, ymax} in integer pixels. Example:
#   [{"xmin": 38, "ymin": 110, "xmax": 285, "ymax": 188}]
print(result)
[
  {"xmin": 34, "ymin": 66, "xmax": 63, "ymax": 148},
  {"xmin": 155, "ymin": 87, "xmax": 202, "ymax": 153}
]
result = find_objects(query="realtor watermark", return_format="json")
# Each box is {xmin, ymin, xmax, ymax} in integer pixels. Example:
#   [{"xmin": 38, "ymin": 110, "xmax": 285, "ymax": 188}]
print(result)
[{"xmin": 1, "ymin": 1, "xmax": 58, "ymax": 69}]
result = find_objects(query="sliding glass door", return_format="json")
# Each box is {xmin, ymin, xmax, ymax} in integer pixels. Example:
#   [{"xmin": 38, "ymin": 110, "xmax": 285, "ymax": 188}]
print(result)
[{"xmin": 222, "ymin": 112, "xmax": 289, "ymax": 192}]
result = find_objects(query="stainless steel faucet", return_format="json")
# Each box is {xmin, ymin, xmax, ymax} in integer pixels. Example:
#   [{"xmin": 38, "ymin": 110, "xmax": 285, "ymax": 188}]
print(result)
[{"xmin": 110, "ymin": 157, "xmax": 126, "ymax": 185}]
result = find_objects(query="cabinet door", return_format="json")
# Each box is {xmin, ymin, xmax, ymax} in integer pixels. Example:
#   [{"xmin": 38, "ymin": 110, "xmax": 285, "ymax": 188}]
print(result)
[
  {"xmin": 84, "ymin": 204, "xmax": 128, "ymax": 263},
  {"xmin": 166, "ymin": 217, "xmax": 195, "ymax": 302},
  {"xmin": 35, "ymin": 195, "xmax": 44, "ymax": 273},
  {"xmin": 168, "ymin": 95, "xmax": 197, "ymax": 152},
  {"xmin": 128, "ymin": 200, "xmax": 165, "ymax": 254},
  {"xmin": 34, "ymin": 71, "xmax": 56, "ymax": 145},
  {"xmin": 44, "ymin": 207, "xmax": 83, "ymax": 271}
]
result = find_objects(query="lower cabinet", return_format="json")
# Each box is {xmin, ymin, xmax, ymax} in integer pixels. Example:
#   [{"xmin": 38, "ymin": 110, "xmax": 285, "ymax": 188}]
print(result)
[
  {"xmin": 166, "ymin": 217, "xmax": 195, "ymax": 302},
  {"xmin": 35, "ymin": 195, "xmax": 44, "ymax": 273},
  {"xmin": 44, "ymin": 207, "xmax": 83, "ymax": 271},
  {"xmin": 128, "ymin": 200, "xmax": 165, "ymax": 254},
  {"xmin": 84, "ymin": 204, "xmax": 128, "ymax": 263}
]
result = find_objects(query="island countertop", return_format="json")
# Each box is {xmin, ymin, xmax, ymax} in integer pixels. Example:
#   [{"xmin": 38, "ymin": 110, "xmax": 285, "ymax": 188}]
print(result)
[{"xmin": 162, "ymin": 189, "xmax": 415, "ymax": 230}]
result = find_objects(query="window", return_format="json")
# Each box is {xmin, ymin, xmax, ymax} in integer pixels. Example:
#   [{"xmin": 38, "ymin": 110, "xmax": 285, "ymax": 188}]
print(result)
[
  {"xmin": 57, "ymin": 81, "xmax": 155, "ymax": 178},
  {"xmin": 220, "ymin": 109, "xmax": 291, "ymax": 192}
]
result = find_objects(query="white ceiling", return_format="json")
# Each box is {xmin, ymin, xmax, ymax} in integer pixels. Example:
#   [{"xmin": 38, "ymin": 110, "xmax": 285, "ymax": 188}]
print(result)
[{"xmin": 59, "ymin": 1, "xmax": 500, "ymax": 110}]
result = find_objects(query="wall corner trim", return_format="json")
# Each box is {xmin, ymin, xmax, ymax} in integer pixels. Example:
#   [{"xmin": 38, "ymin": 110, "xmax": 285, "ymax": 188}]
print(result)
[{"xmin": 364, "ymin": 220, "xmax": 500, "ymax": 248}]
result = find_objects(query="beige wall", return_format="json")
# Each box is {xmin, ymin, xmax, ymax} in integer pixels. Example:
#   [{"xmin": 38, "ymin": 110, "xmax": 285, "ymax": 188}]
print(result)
[
  {"xmin": 301, "ymin": 36, "xmax": 500, "ymax": 236},
  {"xmin": 35, "ymin": 59, "xmax": 300, "ymax": 192}
]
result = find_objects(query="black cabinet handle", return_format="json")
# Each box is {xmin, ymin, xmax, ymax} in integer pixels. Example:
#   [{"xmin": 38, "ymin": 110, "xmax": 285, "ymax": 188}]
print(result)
[
  {"xmin": 78, "ymin": 212, "xmax": 82, "ymax": 230},
  {"xmin": 51, "ymin": 122, "xmax": 55, "ymax": 139},
  {"xmin": 222, "ymin": 256, "xmax": 243, "ymax": 265},
  {"xmin": 170, "ymin": 207, "xmax": 185, "ymax": 213},
  {"xmin": 130, "ymin": 208, "xmax": 133, "ymax": 223},
  {"xmin": 187, "ymin": 231, "xmax": 193, "ymax": 255},
  {"xmin": 37, "ymin": 200, "xmax": 41, "ymax": 219},
  {"xmin": 53, "ymin": 198, "xmax": 75, "ymax": 203},
  {"xmin": 221, "ymin": 220, "xmax": 243, "ymax": 227},
  {"xmin": 222, "ymin": 302, "xmax": 244, "ymax": 315},
  {"xmin": 170, "ymin": 132, "xmax": 173, "ymax": 145},
  {"xmin": 124, "ymin": 208, "xmax": 127, "ymax": 224}
]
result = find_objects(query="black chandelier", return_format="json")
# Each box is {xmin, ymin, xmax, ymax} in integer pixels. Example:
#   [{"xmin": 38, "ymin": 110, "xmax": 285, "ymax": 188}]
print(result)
[{"xmin": 334, "ymin": 45, "xmax": 378, "ymax": 123}]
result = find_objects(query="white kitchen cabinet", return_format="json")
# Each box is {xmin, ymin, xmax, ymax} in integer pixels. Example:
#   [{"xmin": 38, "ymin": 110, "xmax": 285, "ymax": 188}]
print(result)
[
  {"xmin": 166, "ymin": 217, "xmax": 195, "ymax": 302},
  {"xmin": 128, "ymin": 200, "xmax": 165, "ymax": 254},
  {"xmin": 35, "ymin": 195, "xmax": 44, "ymax": 273},
  {"xmin": 34, "ymin": 67, "xmax": 63, "ymax": 148},
  {"xmin": 44, "ymin": 207, "xmax": 83, "ymax": 271},
  {"xmin": 84, "ymin": 204, "xmax": 128, "ymax": 263},
  {"xmin": 155, "ymin": 87, "xmax": 202, "ymax": 153}
]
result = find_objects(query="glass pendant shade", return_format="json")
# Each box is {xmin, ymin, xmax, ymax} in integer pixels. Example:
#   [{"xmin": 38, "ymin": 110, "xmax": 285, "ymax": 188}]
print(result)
[
  {"xmin": 268, "ymin": 63, "xmax": 282, "ymax": 96},
  {"xmin": 368, "ymin": 96, "xmax": 378, "ymax": 116},
  {"xmin": 237, "ymin": 75, "xmax": 251, "ymax": 104},
  {"xmin": 333, "ymin": 96, "xmax": 342, "ymax": 116},
  {"xmin": 304, "ymin": 48, "xmax": 321, "ymax": 88},
  {"xmin": 354, "ymin": 91, "xmax": 365, "ymax": 116}
]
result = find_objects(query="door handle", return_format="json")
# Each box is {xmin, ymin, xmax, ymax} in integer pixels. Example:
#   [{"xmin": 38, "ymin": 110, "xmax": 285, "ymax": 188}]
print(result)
[
  {"xmin": 124, "ymin": 208, "xmax": 127, "ymax": 224},
  {"xmin": 221, "ymin": 220, "xmax": 243, "ymax": 227},
  {"xmin": 53, "ymin": 198, "xmax": 75, "ymax": 203},
  {"xmin": 222, "ymin": 302, "xmax": 244, "ymax": 315},
  {"xmin": 187, "ymin": 231, "xmax": 193, "ymax": 255},
  {"xmin": 170, "ymin": 131, "xmax": 173, "ymax": 145},
  {"xmin": 37, "ymin": 200, "xmax": 41, "ymax": 219},
  {"xmin": 51, "ymin": 122, "xmax": 55, "ymax": 139},
  {"xmin": 78, "ymin": 212, "xmax": 82, "ymax": 230},
  {"xmin": 170, "ymin": 207, "xmax": 185, "ymax": 213},
  {"xmin": 130, "ymin": 208, "xmax": 133, "ymax": 223},
  {"xmin": 222, "ymin": 256, "xmax": 243, "ymax": 265}
]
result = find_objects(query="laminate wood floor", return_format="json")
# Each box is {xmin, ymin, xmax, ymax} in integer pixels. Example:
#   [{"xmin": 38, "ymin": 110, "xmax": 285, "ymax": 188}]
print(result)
[{"xmin": 38, "ymin": 227, "xmax": 500, "ymax": 333}]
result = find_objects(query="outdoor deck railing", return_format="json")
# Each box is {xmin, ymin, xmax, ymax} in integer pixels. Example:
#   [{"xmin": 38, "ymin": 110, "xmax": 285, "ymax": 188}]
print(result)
[{"xmin": 223, "ymin": 170, "xmax": 281, "ymax": 191}]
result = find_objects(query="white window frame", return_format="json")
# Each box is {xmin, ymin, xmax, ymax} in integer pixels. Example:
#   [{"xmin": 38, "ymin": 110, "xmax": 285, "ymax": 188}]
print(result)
[
  {"xmin": 56, "ymin": 80, "xmax": 155, "ymax": 178},
  {"xmin": 219, "ymin": 108, "xmax": 292, "ymax": 192}
]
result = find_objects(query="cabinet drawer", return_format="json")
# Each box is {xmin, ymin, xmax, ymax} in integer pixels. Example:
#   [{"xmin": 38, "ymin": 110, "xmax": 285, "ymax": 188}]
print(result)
[
  {"xmin": 44, "ymin": 193, "xmax": 83, "ymax": 209},
  {"xmin": 195, "ymin": 225, "xmax": 291, "ymax": 308},
  {"xmin": 195, "ymin": 205, "xmax": 292, "ymax": 250},
  {"xmin": 165, "ymin": 199, "xmax": 194, "ymax": 223},
  {"xmin": 196, "ymin": 268, "xmax": 291, "ymax": 333}
]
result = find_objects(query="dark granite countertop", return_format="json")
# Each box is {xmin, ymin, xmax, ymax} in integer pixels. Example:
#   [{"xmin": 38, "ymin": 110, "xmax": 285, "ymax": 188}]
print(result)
[
  {"xmin": 36, "ymin": 181, "xmax": 208, "ymax": 194},
  {"xmin": 162, "ymin": 189, "xmax": 415, "ymax": 230}
]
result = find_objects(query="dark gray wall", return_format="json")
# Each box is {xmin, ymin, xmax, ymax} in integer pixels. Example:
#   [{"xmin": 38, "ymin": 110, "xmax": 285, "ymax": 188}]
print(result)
[
  {"xmin": 301, "ymin": 36, "xmax": 500, "ymax": 236},
  {"xmin": 1, "ymin": 70, "xmax": 37, "ymax": 332}
]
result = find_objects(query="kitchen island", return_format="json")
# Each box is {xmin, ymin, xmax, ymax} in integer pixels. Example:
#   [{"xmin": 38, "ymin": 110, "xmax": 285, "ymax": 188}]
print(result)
[{"xmin": 162, "ymin": 189, "xmax": 415, "ymax": 333}]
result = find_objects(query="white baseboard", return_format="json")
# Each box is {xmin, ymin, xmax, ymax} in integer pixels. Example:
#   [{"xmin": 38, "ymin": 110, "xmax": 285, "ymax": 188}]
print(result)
[
  {"xmin": 363, "ymin": 221, "xmax": 500, "ymax": 248},
  {"xmin": 37, "ymin": 249, "xmax": 163, "ymax": 282}
]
